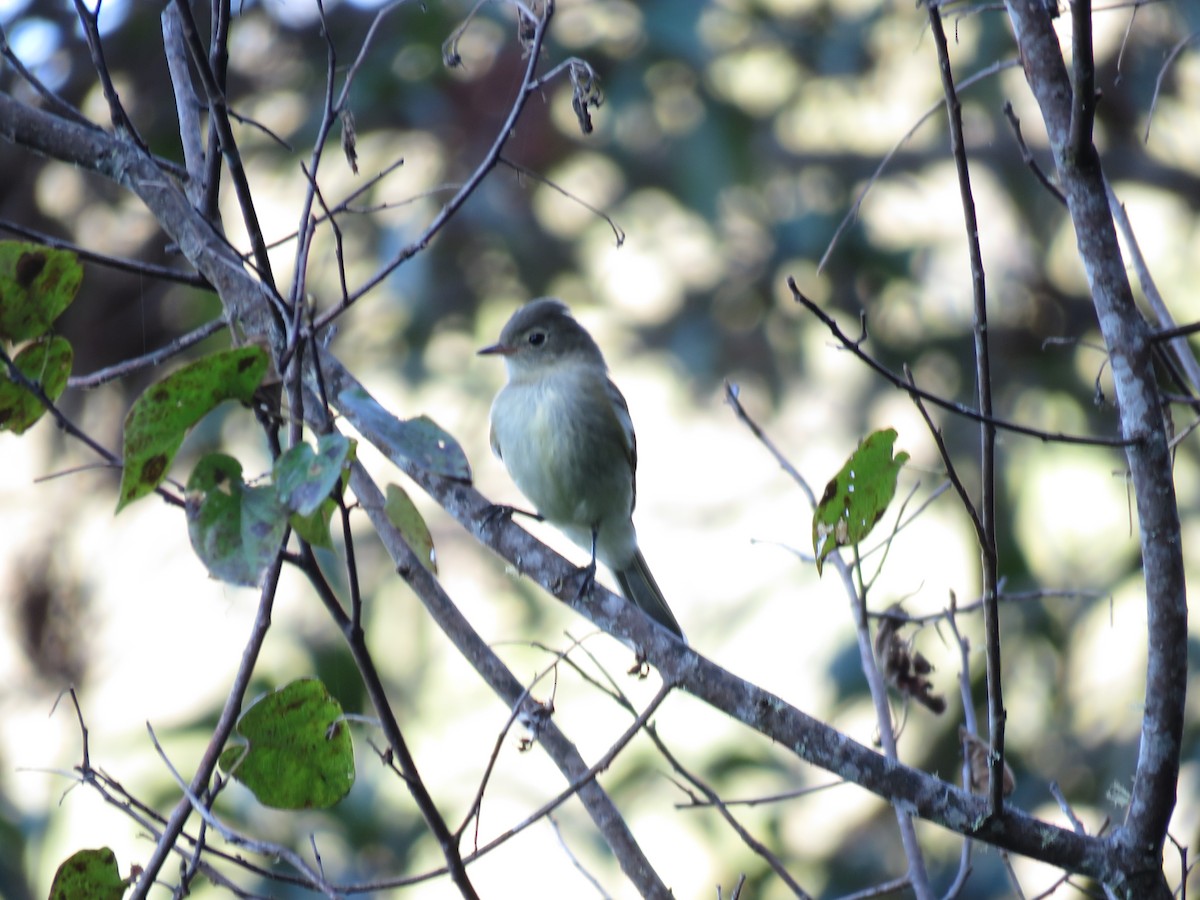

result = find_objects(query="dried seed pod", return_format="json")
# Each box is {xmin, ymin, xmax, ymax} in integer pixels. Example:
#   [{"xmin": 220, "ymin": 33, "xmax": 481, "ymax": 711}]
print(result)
[
  {"xmin": 960, "ymin": 727, "xmax": 1016, "ymax": 797},
  {"xmin": 874, "ymin": 604, "xmax": 946, "ymax": 714}
]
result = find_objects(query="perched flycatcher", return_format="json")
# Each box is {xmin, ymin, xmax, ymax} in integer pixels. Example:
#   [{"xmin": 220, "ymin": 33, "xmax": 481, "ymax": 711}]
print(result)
[{"xmin": 478, "ymin": 298, "xmax": 684, "ymax": 638}]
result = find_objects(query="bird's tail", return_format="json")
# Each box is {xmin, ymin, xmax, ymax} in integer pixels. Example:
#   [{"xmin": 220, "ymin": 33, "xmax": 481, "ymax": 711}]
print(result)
[{"xmin": 615, "ymin": 550, "xmax": 684, "ymax": 639}]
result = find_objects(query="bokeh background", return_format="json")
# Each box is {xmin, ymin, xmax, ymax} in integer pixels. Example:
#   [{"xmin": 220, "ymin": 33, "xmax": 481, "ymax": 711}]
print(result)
[{"xmin": 1, "ymin": 0, "xmax": 1198, "ymax": 896}]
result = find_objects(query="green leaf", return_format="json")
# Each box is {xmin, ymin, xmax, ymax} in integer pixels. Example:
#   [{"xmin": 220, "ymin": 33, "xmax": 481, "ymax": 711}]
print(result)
[
  {"xmin": 812, "ymin": 428, "xmax": 909, "ymax": 575},
  {"xmin": 337, "ymin": 385, "xmax": 471, "ymax": 480},
  {"xmin": 274, "ymin": 433, "xmax": 351, "ymax": 515},
  {"xmin": 48, "ymin": 847, "xmax": 127, "ymax": 900},
  {"xmin": 288, "ymin": 439, "xmax": 356, "ymax": 549},
  {"xmin": 185, "ymin": 453, "xmax": 288, "ymax": 587},
  {"xmin": 219, "ymin": 678, "xmax": 355, "ymax": 810},
  {"xmin": 290, "ymin": 506, "xmax": 332, "ymax": 548},
  {"xmin": 117, "ymin": 346, "xmax": 269, "ymax": 511},
  {"xmin": 385, "ymin": 482, "xmax": 437, "ymax": 573},
  {"xmin": 0, "ymin": 242, "xmax": 82, "ymax": 342},
  {"xmin": 0, "ymin": 336, "xmax": 72, "ymax": 434}
]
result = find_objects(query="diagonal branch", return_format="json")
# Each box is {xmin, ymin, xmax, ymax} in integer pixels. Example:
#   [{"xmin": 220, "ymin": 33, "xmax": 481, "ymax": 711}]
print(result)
[
  {"xmin": 295, "ymin": 541, "xmax": 480, "ymax": 899},
  {"xmin": 0, "ymin": 92, "xmax": 285, "ymax": 357},
  {"xmin": 128, "ymin": 553, "xmax": 285, "ymax": 900},
  {"xmin": 168, "ymin": 0, "xmax": 277, "ymax": 294},
  {"xmin": 337, "ymin": 454, "xmax": 676, "ymax": 898},
  {"xmin": 316, "ymin": 349, "xmax": 1117, "ymax": 885}
]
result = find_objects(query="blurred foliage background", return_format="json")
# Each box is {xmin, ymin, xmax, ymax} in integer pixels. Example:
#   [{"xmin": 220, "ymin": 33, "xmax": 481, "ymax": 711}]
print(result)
[{"xmin": 1, "ymin": 0, "xmax": 1199, "ymax": 897}]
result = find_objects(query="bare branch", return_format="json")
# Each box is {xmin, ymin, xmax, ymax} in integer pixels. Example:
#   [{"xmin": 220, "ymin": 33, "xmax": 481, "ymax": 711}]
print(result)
[
  {"xmin": 319, "ymin": 0, "xmax": 560, "ymax": 324},
  {"xmin": 68, "ymin": 319, "xmax": 226, "ymax": 389},
  {"xmin": 1004, "ymin": 2, "xmax": 1187, "ymax": 893}
]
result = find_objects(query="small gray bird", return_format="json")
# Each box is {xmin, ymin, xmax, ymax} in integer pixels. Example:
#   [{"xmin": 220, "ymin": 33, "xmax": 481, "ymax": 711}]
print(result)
[{"xmin": 478, "ymin": 299, "xmax": 684, "ymax": 638}]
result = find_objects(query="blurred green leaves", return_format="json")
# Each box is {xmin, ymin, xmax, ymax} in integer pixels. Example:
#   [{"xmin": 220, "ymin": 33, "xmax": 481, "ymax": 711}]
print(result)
[
  {"xmin": 0, "ymin": 242, "xmax": 81, "ymax": 343},
  {"xmin": 48, "ymin": 848, "xmax": 128, "ymax": 900},
  {"xmin": 0, "ymin": 241, "xmax": 80, "ymax": 435},
  {"xmin": 0, "ymin": 335, "xmax": 72, "ymax": 435},
  {"xmin": 185, "ymin": 453, "xmax": 289, "ymax": 588},
  {"xmin": 385, "ymin": 483, "xmax": 437, "ymax": 573},
  {"xmin": 185, "ymin": 435, "xmax": 353, "ymax": 587}
]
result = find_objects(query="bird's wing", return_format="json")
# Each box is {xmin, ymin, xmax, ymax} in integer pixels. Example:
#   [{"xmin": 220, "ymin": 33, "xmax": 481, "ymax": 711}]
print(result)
[
  {"xmin": 605, "ymin": 375, "xmax": 637, "ymax": 508},
  {"xmin": 488, "ymin": 419, "xmax": 503, "ymax": 461}
]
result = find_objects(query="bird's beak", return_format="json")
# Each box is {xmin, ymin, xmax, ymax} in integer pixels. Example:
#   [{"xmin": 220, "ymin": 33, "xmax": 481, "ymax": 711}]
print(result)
[{"xmin": 477, "ymin": 342, "xmax": 516, "ymax": 357}]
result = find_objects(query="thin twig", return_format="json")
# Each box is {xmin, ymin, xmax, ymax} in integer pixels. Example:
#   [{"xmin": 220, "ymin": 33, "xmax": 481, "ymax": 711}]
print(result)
[
  {"xmin": 904, "ymin": 364, "xmax": 985, "ymax": 559},
  {"xmin": 0, "ymin": 220, "xmax": 209, "ymax": 287},
  {"xmin": 941, "ymin": 599, "xmax": 977, "ymax": 899},
  {"xmin": 0, "ymin": 345, "xmax": 189, "ymax": 507},
  {"xmin": 1001, "ymin": 102, "xmax": 1067, "ymax": 205},
  {"xmin": 68, "ymin": 319, "xmax": 226, "ymax": 389},
  {"xmin": 455, "ymin": 653, "xmax": 567, "ymax": 847},
  {"xmin": 1143, "ymin": 31, "xmax": 1200, "ymax": 143},
  {"xmin": 499, "ymin": 155, "xmax": 625, "ymax": 246},
  {"xmin": 723, "ymin": 382, "xmax": 816, "ymax": 504},
  {"xmin": 927, "ymin": 0, "xmax": 1004, "ymax": 814},
  {"xmin": 647, "ymin": 723, "xmax": 814, "ymax": 898},
  {"xmin": 1049, "ymin": 781, "xmax": 1088, "ymax": 836},
  {"xmin": 548, "ymin": 814, "xmax": 612, "ymax": 899},
  {"xmin": 819, "ymin": 57, "xmax": 1019, "ymax": 272},
  {"xmin": 129, "ymin": 554, "xmax": 286, "ymax": 900},
  {"xmin": 146, "ymin": 723, "xmax": 343, "ymax": 898},
  {"xmin": 169, "ymin": 0, "xmax": 278, "ymax": 296},
  {"xmin": 788, "ymin": 280, "xmax": 1132, "ymax": 447},
  {"xmin": 676, "ymin": 779, "xmax": 845, "ymax": 811},
  {"xmin": 1105, "ymin": 179, "xmax": 1200, "ymax": 394},
  {"xmin": 294, "ymin": 541, "xmax": 480, "ymax": 899},
  {"xmin": 71, "ymin": 0, "xmax": 146, "ymax": 145},
  {"xmin": 726, "ymin": 370, "xmax": 930, "ymax": 897},
  {"xmin": 318, "ymin": 0, "xmax": 560, "ymax": 324},
  {"xmin": 0, "ymin": 23, "xmax": 96, "ymax": 127}
]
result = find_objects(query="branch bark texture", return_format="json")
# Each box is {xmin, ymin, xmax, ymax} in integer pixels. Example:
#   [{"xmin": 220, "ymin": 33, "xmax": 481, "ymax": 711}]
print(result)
[{"xmin": 1003, "ymin": 3, "xmax": 1187, "ymax": 896}]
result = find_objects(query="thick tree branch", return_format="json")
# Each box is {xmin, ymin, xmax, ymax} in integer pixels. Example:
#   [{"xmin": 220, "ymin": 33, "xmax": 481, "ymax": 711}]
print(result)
[
  {"xmin": 1004, "ymin": 2, "xmax": 1187, "ymax": 896},
  {"xmin": 0, "ymin": 92, "xmax": 285, "ymax": 357},
  {"xmin": 317, "ymin": 351, "xmax": 1124, "ymax": 885},
  {"xmin": 5, "ymin": 2, "xmax": 1187, "ymax": 891}
]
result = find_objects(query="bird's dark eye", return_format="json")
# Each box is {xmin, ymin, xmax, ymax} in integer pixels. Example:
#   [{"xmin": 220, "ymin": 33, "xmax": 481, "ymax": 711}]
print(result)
[{"xmin": 528, "ymin": 331, "xmax": 546, "ymax": 347}]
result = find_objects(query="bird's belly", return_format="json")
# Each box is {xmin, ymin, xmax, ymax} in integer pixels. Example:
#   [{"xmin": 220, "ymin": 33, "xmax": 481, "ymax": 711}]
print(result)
[{"xmin": 491, "ymin": 379, "xmax": 634, "ymax": 561}]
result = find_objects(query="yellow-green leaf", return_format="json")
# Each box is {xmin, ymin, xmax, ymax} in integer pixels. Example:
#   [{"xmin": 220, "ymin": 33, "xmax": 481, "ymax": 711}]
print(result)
[
  {"xmin": 219, "ymin": 678, "xmax": 355, "ymax": 810},
  {"xmin": 385, "ymin": 482, "xmax": 437, "ymax": 573},
  {"xmin": 813, "ymin": 428, "xmax": 909, "ymax": 575}
]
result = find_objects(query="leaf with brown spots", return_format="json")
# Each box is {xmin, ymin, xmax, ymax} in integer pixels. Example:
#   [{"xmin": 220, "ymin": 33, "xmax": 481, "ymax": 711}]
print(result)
[
  {"xmin": 48, "ymin": 847, "xmax": 128, "ymax": 900},
  {"xmin": 218, "ymin": 677, "xmax": 355, "ymax": 809},
  {"xmin": 0, "ymin": 242, "xmax": 82, "ymax": 342},
  {"xmin": 0, "ymin": 336, "xmax": 73, "ymax": 434},
  {"xmin": 185, "ymin": 452, "xmax": 288, "ymax": 586},
  {"xmin": 117, "ymin": 346, "xmax": 268, "ymax": 511},
  {"xmin": 812, "ymin": 428, "xmax": 909, "ymax": 574}
]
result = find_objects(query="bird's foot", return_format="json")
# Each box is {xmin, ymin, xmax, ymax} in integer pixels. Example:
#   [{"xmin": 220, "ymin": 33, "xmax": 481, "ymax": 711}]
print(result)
[
  {"xmin": 626, "ymin": 652, "xmax": 651, "ymax": 679},
  {"xmin": 482, "ymin": 503, "xmax": 543, "ymax": 531},
  {"xmin": 572, "ymin": 559, "xmax": 598, "ymax": 600}
]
